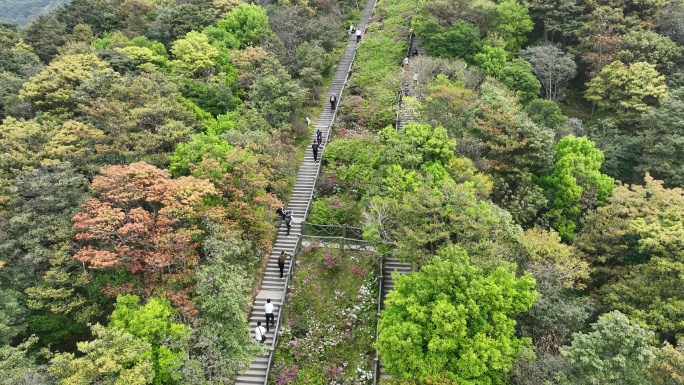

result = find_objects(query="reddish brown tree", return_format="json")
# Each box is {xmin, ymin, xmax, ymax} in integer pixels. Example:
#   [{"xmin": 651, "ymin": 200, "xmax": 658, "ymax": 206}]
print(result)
[{"xmin": 72, "ymin": 162, "xmax": 218, "ymax": 316}]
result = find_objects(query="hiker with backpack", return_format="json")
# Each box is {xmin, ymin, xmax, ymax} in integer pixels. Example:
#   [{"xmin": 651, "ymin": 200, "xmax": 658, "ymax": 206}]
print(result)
[
  {"xmin": 316, "ymin": 129, "xmax": 323, "ymax": 146},
  {"xmin": 285, "ymin": 211, "xmax": 293, "ymax": 236},
  {"xmin": 330, "ymin": 95, "xmax": 336, "ymax": 111},
  {"xmin": 277, "ymin": 251, "xmax": 287, "ymax": 278},
  {"xmin": 356, "ymin": 29, "xmax": 361, "ymax": 43}
]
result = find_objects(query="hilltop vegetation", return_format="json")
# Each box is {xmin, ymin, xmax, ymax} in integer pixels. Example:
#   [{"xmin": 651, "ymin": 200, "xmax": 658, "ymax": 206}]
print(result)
[
  {"xmin": 0, "ymin": 0, "xmax": 356, "ymax": 382},
  {"xmin": 1, "ymin": 0, "xmax": 684, "ymax": 383},
  {"xmin": 309, "ymin": 0, "xmax": 684, "ymax": 383}
]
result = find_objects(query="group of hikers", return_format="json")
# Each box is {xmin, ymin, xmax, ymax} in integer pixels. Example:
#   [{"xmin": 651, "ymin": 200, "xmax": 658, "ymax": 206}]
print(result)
[
  {"xmin": 276, "ymin": 206, "xmax": 294, "ymax": 236},
  {"xmin": 401, "ymin": 49, "xmax": 420, "ymax": 67},
  {"xmin": 254, "ymin": 24, "xmax": 358, "ymax": 345},
  {"xmin": 273, "ymin": 131, "xmax": 324, "ymax": 235}
]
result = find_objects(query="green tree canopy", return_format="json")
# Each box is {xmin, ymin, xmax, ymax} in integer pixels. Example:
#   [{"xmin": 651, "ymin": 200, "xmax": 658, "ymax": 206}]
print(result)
[
  {"xmin": 497, "ymin": 59, "xmax": 541, "ymax": 104},
  {"xmin": 575, "ymin": 174, "xmax": 684, "ymax": 341},
  {"xmin": 19, "ymin": 52, "xmax": 113, "ymax": 117},
  {"xmin": 560, "ymin": 311, "xmax": 656, "ymax": 385},
  {"xmin": 49, "ymin": 323, "xmax": 154, "ymax": 385},
  {"xmin": 0, "ymin": 336, "xmax": 51, "ymax": 385},
  {"xmin": 401, "ymin": 123, "xmax": 456, "ymax": 165},
  {"xmin": 585, "ymin": 60, "xmax": 668, "ymax": 115},
  {"xmin": 169, "ymin": 133, "xmax": 234, "ymax": 177},
  {"xmin": 616, "ymin": 30, "xmax": 683, "ymax": 72},
  {"xmin": 524, "ymin": 99, "xmax": 566, "ymax": 129},
  {"xmin": 542, "ymin": 135, "xmax": 615, "ymax": 241},
  {"xmin": 204, "ymin": 3, "xmax": 271, "ymax": 50},
  {"xmin": 376, "ymin": 245, "xmax": 538, "ymax": 383},
  {"xmin": 494, "ymin": 0, "xmax": 534, "ymax": 54},
  {"xmin": 464, "ymin": 81, "xmax": 554, "ymax": 178},
  {"xmin": 414, "ymin": 17, "xmax": 483, "ymax": 61},
  {"xmin": 108, "ymin": 295, "xmax": 192, "ymax": 385},
  {"xmin": 637, "ymin": 88, "xmax": 684, "ymax": 188},
  {"xmin": 170, "ymin": 31, "xmax": 219, "ymax": 78},
  {"xmin": 473, "ymin": 45, "xmax": 508, "ymax": 75}
]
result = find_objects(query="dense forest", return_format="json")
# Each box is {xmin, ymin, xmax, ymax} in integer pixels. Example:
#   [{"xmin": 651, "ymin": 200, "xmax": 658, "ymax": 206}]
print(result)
[{"xmin": 0, "ymin": 0, "xmax": 683, "ymax": 384}]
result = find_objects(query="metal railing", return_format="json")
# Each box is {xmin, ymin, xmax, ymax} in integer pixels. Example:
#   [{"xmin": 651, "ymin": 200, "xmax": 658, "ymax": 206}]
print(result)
[
  {"xmin": 262, "ymin": 234, "xmax": 302, "ymax": 385},
  {"xmin": 303, "ymin": 222, "xmax": 364, "ymax": 239},
  {"xmin": 302, "ymin": 235, "xmax": 371, "ymax": 252},
  {"xmin": 373, "ymin": 254, "xmax": 384, "ymax": 385}
]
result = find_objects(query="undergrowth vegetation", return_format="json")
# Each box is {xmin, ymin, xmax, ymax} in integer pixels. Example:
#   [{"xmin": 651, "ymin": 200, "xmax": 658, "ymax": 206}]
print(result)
[{"xmin": 271, "ymin": 245, "xmax": 378, "ymax": 385}]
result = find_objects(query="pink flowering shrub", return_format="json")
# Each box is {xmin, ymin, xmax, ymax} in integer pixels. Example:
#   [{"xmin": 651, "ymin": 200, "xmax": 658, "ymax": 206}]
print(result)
[{"xmin": 270, "ymin": 248, "xmax": 378, "ymax": 385}]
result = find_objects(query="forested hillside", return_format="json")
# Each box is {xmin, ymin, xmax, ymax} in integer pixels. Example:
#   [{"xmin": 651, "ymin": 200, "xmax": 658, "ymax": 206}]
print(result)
[
  {"xmin": 0, "ymin": 0, "xmax": 356, "ymax": 382},
  {"xmin": 308, "ymin": 0, "xmax": 684, "ymax": 383},
  {"xmin": 1, "ymin": 0, "xmax": 684, "ymax": 383},
  {"xmin": 0, "ymin": 0, "xmax": 70, "ymax": 25}
]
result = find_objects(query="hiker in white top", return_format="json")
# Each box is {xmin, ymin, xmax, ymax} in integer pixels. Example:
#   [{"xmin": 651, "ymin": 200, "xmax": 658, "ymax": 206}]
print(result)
[
  {"xmin": 265, "ymin": 299, "xmax": 275, "ymax": 331},
  {"xmin": 255, "ymin": 321, "xmax": 266, "ymax": 344}
]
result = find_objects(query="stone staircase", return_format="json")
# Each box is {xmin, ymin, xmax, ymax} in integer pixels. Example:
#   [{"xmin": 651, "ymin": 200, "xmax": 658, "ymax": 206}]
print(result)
[
  {"xmin": 410, "ymin": 36, "xmax": 427, "ymax": 56},
  {"xmin": 377, "ymin": 36, "xmax": 421, "ymax": 379},
  {"xmin": 234, "ymin": 0, "xmax": 377, "ymax": 384},
  {"xmin": 377, "ymin": 256, "xmax": 413, "ymax": 381},
  {"xmin": 397, "ymin": 37, "xmax": 426, "ymax": 130}
]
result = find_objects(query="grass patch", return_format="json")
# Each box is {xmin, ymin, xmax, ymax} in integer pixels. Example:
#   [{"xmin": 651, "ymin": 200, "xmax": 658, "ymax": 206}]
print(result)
[{"xmin": 270, "ymin": 246, "xmax": 378, "ymax": 385}]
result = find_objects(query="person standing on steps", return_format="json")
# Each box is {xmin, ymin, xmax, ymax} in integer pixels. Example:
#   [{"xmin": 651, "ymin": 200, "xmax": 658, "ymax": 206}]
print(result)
[
  {"xmin": 285, "ymin": 211, "xmax": 292, "ymax": 236},
  {"xmin": 330, "ymin": 95, "xmax": 336, "ymax": 112},
  {"xmin": 402, "ymin": 56, "xmax": 409, "ymax": 67},
  {"xmin": 312, "ymin": 140, "xmax": 319, "ymax": 163},
  {"xmin": 278, "ymin": 251, "xmax": 287, "ymax": 278},
  {"xmin": 276, "ymin": 206, "xmax": 287, "ymax": 221},
  {"xmin": 350, "ymin": 24, "xmax": 355, "ymax": 35},
  {"xmin": 265, "ymin": 299, "xmax": 274, "ymax": 331},
  {"xmin": 316, "ymin": 129, "xmax": 323, "ymax": 146},
  {"xmin": 356, "ymin": 28, "xmax": 362, "ymax": 43},
  {"xmin": 412, "ymin": 48, "xmax": 418, "ymax": 57},
  {"xmin": 255, "ymin": 321, "xmax": 266, "ymax": 344}
]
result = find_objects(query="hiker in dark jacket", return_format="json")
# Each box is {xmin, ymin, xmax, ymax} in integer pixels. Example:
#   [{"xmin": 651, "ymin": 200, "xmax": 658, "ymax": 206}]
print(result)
[
  {"xmin": 285, "ymin": 211, "xmax": 293, "ymax": 236},
  {"xmin": 312, "ymin": 140, "xmax": 319, "ymax": 163},
  {"xmin": 276, "ymin": 206, "xmax": 287, "ymax": 220}
]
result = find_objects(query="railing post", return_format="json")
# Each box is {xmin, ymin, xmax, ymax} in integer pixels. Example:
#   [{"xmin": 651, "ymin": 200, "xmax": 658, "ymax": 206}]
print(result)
[{"xmin": 342, "ymin": 224, "xmax": 347, "ymax": 255}]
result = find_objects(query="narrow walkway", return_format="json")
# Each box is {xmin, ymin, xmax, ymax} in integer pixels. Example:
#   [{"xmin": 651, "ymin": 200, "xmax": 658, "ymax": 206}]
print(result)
[
  {"xmin": 398, "ymin": 37, "xmax": 426, "ymax": 129},
  {"xmin": 377, "ymin": 37, "xmax": 422, "ymax": 382},
  {"xmin": 377, "ymin": 259, "xmax": 413, "ymax": 383},
  {"xmin": 235, "ymin": 1, "xmax": 377, "ymax": 384}
]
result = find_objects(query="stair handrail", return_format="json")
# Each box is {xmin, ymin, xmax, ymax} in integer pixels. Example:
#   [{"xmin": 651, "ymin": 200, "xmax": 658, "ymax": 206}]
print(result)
[
  {"xmin": 373, "ymin": 254, "xmax": 385, "ymax": 385},
  {"xmin": 262, "ymin": 234, "xmax": 302, "ymax": 385},
  {"xmin": 302, "ymin": 222, "xmax": 365, "ymax": 239}
]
